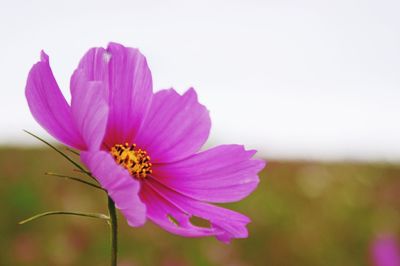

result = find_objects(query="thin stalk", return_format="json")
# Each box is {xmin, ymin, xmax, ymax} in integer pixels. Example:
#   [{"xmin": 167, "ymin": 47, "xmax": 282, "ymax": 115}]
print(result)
[
  {"xmin": 24, "ymin": 130, "xmax": 98, "ymax": 183},
  {"xmin": 108, "ymin": 196, "xmax": 118, "ymax": 266},
  {"xmin": 45, "ymin": 172, "xmax": 104, "ymax": 190},
  {"xmin": 66, "ymin": 147, "xmax": 80, "ymax": 156},
  {"xmin": 24, "ymin": 130, "xmax": 88, "ymax": 174},
  {"xmin": 24, "ymin": 130, "xmax": 119, "ymax": 265},
  {"xmin": 19, "ymin": 211, "xmax": 109, "ymax": 224},
  {"xmin": 73, "ymin": 168, "xmax": 91, "ymax": 174}
]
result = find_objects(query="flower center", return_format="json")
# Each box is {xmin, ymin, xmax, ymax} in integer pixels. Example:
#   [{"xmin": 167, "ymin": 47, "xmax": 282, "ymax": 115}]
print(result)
[{"xmin": 110, "ymin": 143, "xmax": 152, "ymax": 180}]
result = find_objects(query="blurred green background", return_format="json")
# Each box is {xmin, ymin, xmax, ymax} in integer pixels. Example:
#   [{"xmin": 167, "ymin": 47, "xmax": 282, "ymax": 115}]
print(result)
[{"xmin": 1, "ymin": 147, "xmax": 400, "ymax": 266}]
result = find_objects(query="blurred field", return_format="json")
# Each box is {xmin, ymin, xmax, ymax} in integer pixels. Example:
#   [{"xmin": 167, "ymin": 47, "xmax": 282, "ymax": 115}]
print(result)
[{"xmin": 1, "ymin": 147, "xmax": 400, "ymax": 266}]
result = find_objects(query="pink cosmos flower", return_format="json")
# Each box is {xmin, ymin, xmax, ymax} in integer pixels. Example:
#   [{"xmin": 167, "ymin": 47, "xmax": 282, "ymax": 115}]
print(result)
[
  {"xmin": 25, "ymin": 42, "xmax": 265, "ymax": 243},
  {"xmin": 371, "ymin": 234, "xmax": 400, "ymax": 266}
]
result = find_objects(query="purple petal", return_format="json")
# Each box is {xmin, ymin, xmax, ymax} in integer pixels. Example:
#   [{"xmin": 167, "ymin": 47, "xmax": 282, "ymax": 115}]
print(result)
[
  {"xmin": 372, "ymin": 234, "xmax": 400, "ymax": 266},
  {"xmin": 140, "ymin": 182, "xmax": 219, "ymax": 238},
  {"xmin": 135, "ymin": 88, "xmax": 211, "ymax": 163},
  {"xmin": 153, "ymin": 145, "xmax": 265, "ymax": 203},
  {"xmin": 70, "ymin": 70, "xmax": 108, "ymax": 150},
  {"xmin": 141, "ymin": 177, "xmax": 251, "ymax": 243},
  {"xmin": 25, "ymin": 51, "xmax": 85, "ymax": 149},
  {"xmin": 76, "ymin": 42, "xmax": 153, "ymax": 146},
  {"xmin": 76, "ymin": 46, "xmax": 109, "ymax": 84},
  {"xmin": 81, "ymin": 150, "xmax": 146, "ymax": 227}
]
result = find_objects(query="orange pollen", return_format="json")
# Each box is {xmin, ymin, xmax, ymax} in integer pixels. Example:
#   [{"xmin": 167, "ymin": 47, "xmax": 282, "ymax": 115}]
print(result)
[{"xmin": 110, "ymin": 143, "xmax": 152, "ymax": 180}]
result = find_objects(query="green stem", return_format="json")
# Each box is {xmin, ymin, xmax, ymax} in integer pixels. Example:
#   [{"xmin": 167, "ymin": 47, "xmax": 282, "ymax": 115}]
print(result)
[
  {"xmin": 23, "ymin": 130, "xmax": 91, "ymax": 176},
  {"xmin": 19, "ymin": 211, "xmax": 109, "ymax": 224},
  {"xmin": 45, "ymin": 172, "xmax": 104, "ymax": 190},
  {"xmin": 66, "ymin": 147, "xmax": 80, "ymax": 156},
  {"xmin": 108, "ymin": 196, "xmax": 118, "ymax": 266},
  {"xmin": 24, "ymin": 130, "xmax": 100, "ymax": 185},
  {"xmin": 24, "ymin": 130, "xmax": 119, "ymax": 264}
]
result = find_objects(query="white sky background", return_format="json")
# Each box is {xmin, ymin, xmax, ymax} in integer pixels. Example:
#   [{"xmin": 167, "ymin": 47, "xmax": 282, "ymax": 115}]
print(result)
[{"xmin": 0, "ymin": 0, "xmax": 399, "ymax": 161}]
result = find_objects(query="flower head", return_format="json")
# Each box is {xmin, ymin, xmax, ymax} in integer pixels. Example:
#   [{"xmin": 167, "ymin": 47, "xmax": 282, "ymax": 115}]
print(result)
[
  {"xmin": 371, "ymin": 234, "xmax": 400, "ymax": 266},
  {"xmin": 25, "ymin": 42, "xmax": 265, "ymax": 243}
]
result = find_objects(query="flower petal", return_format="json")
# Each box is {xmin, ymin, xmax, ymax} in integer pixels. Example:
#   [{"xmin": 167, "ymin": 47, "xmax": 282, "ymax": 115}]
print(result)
[
  {"xmin": 152, "ymin": 145, "xmax": 265, "ymax": 203},
  {"xmin": 76, "ymin": 46, "xmax": 108, "ymax": 85},
  {"xmin": 140, "ymin": 182, "xmax": 219, "ymax": 238},
  {"xmin": 76, "ymin": 42, "xmax": 153, "ymax": 146},
  {"xmin": 135, "ymin": 88, "xmax": 211, "ymax": 163},
  {"xmin": 372, "ymin": 234, "xmax": 400, "ymax": 266},
  {"xmin": 141, "ymin": 177, "xmax": 250, "ymax": 243},
  {"xmin": 25, "ymin": 51, "xmax": 85, "ymax": 149},
  {"xmin": 70, "ymin": 70, "xmax": 108, "ymax": 150},
  {"xmin": 80, "ymin": 151, "xmax": 146, "ymax": 227}
]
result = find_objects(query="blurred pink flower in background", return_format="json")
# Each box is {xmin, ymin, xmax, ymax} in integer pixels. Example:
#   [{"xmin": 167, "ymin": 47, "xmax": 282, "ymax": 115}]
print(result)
[{"xmin": 371, "ymin": 234, "xmax": 400, "ymax": 266}]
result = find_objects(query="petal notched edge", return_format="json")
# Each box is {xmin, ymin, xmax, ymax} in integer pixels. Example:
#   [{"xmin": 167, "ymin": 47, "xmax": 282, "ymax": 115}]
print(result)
[
  {"xmin": 142, "ymin": 178, "xmax": 252, "ymax": 243},
  {"xmin": 140, "ymin": 182, "xmax": 219, "ymax": 238}
]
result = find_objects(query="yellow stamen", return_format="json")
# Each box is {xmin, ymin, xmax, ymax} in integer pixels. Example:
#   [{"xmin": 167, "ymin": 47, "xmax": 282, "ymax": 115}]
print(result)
[{"xmin": 110, "ymin": 143, "xmax": 152, "ymax": 180}]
